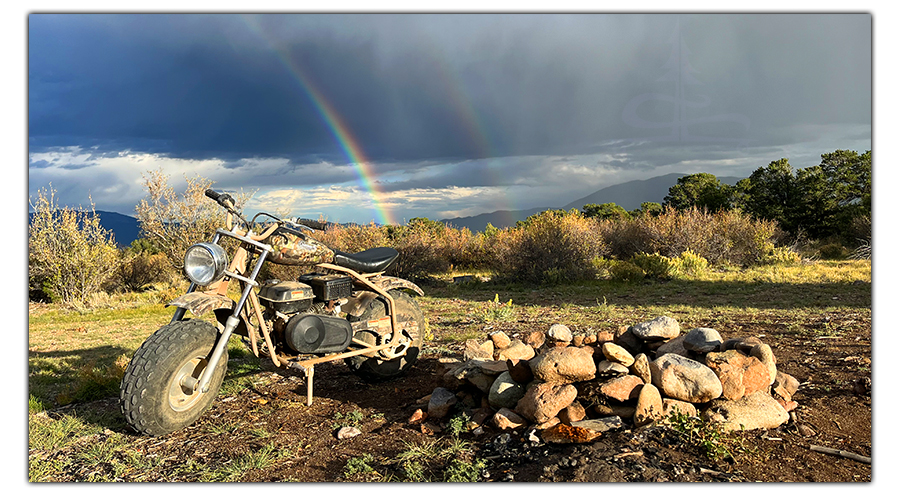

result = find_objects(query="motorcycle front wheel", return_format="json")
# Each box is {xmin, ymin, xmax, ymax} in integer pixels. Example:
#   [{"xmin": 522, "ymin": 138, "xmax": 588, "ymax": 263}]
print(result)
[
  {"xmin": 120, "ymin": 318, "xmax": 228, "ymax": 436},
  {"xmin": 345, "ymin": 290, "xmax": 424, "ymax": 381}
]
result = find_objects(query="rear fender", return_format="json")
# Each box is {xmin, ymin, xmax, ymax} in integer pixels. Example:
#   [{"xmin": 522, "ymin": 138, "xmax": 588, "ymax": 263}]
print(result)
[{"xmin": 345, "ymin": 277, "xmax": 424, "ymax": 318}]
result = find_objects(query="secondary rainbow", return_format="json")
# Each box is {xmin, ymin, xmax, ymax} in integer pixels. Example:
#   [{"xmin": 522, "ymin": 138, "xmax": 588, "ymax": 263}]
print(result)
[{"xmin": 240, "ymin": 15, "xmax": 395, "ymax": 226}]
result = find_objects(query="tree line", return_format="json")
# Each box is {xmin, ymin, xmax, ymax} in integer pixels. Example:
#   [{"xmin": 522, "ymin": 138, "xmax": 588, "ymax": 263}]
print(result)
[{"xmin": 582, "ymin": 149, "xmax": 871, "ymax": 244}]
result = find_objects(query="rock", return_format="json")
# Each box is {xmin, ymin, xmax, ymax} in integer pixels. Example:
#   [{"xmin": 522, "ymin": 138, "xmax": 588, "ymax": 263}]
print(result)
[
  {"xmin": 662, "ymin": 398, "xmax": 698, "ymax": 419},
  {"xmin": 444, "ymin": 360, "xmax": 492, "ymax": 392},
  {"xmin": 465, "ymin": 369, "xmax": 497, "ymax": 394},
  {"xmin": 336, "ymin": 426, "xmax": 362, "ymax": 439},
  {"xmin": 420, "ymin": 422, "xmax": 441, "ymax": 435},
  {"xmin": 492, "ymin": 408, "xmax": 527, "ymax": 430},
  {"xmin": 590, "ymin": 402, "xmax": 636, "ymax": 420},
  {"xmin": 614, "ymin": 326, "xmax": 643, "ymax": 354},
  {"xmin": 706, "ymin": 350, "xmax": 771, "ymax": 400},
  {"xmin": 542, "ymin": 423, "xmax": 602, "ymax": 444},
  {"xmin": 559, "ymin": 401, "xmax": 586, "ymax": 424},
  {"xmin": 471, "ymin": 408, "xmax": 492, "ymax": 426},
  {"xmin": 631, "ymin": 353, "xmax": 652, "ymax": 384},
  {"xmin": 750, "ymin": 344, "xmax": 777, "ymax": 386},
  {"xmin": 650, "ymin": 353, "xmax": 723, "ymax": 403},
  {"xmin": 476, "ymin": 359, "xmax": 511, "ymax": 376},
  {"xmin": 602, "ymin": 343, "xmax": 635, "ymax": 367},
  {"xmin": 722, "ymin": 336, "xmax": 762, "ymax": 354},
  {"xmin": 797, "ymin": 423, "xmax": 816, "ymax": 437},
  {"xmin": 497, "ymin": 340, "xmax": 536, "ymax": 362},
  {"xmin": 408, "ymin": 408, "xmax": 427, "ymax": 424},
  {"xmin": 683, "ymin": 328, "xmax": 723, "ymax": 353},
  {"xmin": 522, "ymin": 331, "xmax": 546, "ymax": 350},
  {"xmin": 634, "ymin": 384, "xmax": 664, "ymax": 427},
  {"xmin": 599, "ymin": 374, "xmax": 643, "ymax": 402},
  {"xmin": 584, "ymin": 333, "xmax": 598, "ymax": 345},
  {"xmin": 702, "ymin": 391, "xmax": 790, "ymax": 432},
  {"xmin": 427, "ymin": 387, "xmax": 458, "ymax": 420},
  {"xmin": 773, "ymin": 372, "xmax": 800, "ymax": 401},
  {"xmin": 506, "ymin": 358, "xmax": 534, "ymax": 384},
  {"xmin": 596, "ymin": 330, "xmax": 615, "ymax": 343},
  {"xmin": 632, "ymin": 316, "xmax": 681, "ymax": 341},
  {"xmin": 572, "ymin": 335, "xmax": 585, "ymax": 347},
  {"xmin": 488, "ymin": 372, "xmax": 526, "ymax": 409},
  {"xmin": 490, "ymin": 331, "xmax": 511, "ymax": 350},
  {"xmin": 514, "ymin": 383, "xmax": 578, "ymax": 423},
  {"xmin": 548, "ymin": 323, "xmax": 574, "ymax": 343},
  {"xmin": 656, "ymin": 335, "xmax": 690, "ymax": 358},
  {"xmin": 529, "ymin": 346, "xmax": 596, "ymax": 383},
  {"xmin": 570, "ymin": 416, "xmax": 624, "ymax": 433},
  {"xmin": 464, "ymin": 338, "xmax": 494, "ymax": 361},
  {"xmin": 533, "ymin": 417, "xmax": 562, "ymax": 430},
  {"xmin": 597, "ymin": 360, "xmax": 630, "ymax": 377},
  {"xmin": 777, "ymin": 399, "xmax": 798, "ymax": 412}
]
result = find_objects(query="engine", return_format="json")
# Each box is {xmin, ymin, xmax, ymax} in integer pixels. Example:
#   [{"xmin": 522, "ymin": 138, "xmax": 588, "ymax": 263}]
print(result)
[{"xmin": 257, "ymin": 278, "xmax": 355, "ymax": 355}]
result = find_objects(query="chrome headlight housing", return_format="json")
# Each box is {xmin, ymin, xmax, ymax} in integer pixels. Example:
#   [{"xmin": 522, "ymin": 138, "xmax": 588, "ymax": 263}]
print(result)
[{"xmin": 184, "ymin": 243, "xmax": 228, "ymax": 286}]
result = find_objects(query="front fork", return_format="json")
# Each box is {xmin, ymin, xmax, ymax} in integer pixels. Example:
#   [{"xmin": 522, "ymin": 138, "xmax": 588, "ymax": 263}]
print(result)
[{"xmin": 174, "ymin": 247, "xmax": 270, "ymax": 394}]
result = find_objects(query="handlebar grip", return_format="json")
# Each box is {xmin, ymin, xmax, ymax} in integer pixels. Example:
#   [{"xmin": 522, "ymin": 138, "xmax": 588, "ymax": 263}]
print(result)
[
  {"xmin": 205, "ymin": 188, "xmax": 220, "ymax": 201},
  {"xmin": 295, "ymin": 218, "xmax": 328, "ymax": 231}
]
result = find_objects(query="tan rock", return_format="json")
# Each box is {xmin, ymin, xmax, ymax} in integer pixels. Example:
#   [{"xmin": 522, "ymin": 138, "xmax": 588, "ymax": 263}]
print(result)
[
  {"xmin": 703, "ymin": 391, "xmax": 790, "ymax": 432},
  {"xmin": 490, "ymin": 331, "xmax": 511, "ymax": 350},
  {"xmin": 559, "ymin": 401, "xmax": 587, "ymax": 424},
  {"xmin": 514, "ymin": 382, "xmax": 578, "ymax": 423},
  {"xmin": 650, "ymin": 353, "xmax": 722, "ymax": 403},
  {"xmin": 529, "ymin": 346, "xmax": 596, "ymax": 383},
  {"xmin": 631, "ymin": 353, "xmax": 652, "ymax": 384},
  {"xmin": 522, "ymin": 331, "xmax": 546, "ymax": 350},
  {"xmin": 464, "ymin": 338, "xmax": 493, "ymax": 361},
  {"xmin": 602, "ymin": 342, "xmax": 636, "ymax": 367},
  {"xmin": 548, "ymin": 323, "xmax": 574, "ymax": 343},
  {"xmin": 497, "ymin": 339, "xmax": 536, "ymax": 362},
  {"xmin": 773, "ymin": 371, "xmax": 800, "ymax": 401},
  {"xmin": 706, "ymin": 350, "xmax": 771, "ymax": 400},
  {"xmin": 662, "ymin": 398, "xmax": 698, "ymax": 419},
  {"xmin": 492, "ymin": 408, "xmax": 527, "ymax": 430},
  {"xmin": 634, "ymin": 384, "xmax": 664, "ymax": 427},
  {"xmin": 656, "ymin": 335, "xmax": 690, "ymax": 357},
  {"xmin": 750, "ymin": 344, "xmax": 777, "ymax": 386},
  {"xmin": 599, "ymin": 374, "xmax": 643, "ymax": 402}
]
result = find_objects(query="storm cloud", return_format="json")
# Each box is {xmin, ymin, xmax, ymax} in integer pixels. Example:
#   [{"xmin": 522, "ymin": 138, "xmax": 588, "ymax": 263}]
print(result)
[{"xmin": 28, "ymin": 13, "xmax": 871, "ymax": 223}]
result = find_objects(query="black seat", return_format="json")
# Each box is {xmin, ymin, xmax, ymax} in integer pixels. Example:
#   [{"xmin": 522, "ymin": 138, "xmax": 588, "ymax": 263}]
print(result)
[{"xmin": 332, "ymin": 247, "xmax": 399, "ymax": 274}]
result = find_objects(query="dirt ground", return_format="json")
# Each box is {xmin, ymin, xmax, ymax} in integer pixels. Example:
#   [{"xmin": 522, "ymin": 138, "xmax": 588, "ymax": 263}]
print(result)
[{"xmin": 45, "ymin": 311, "xmax": 872, "ymax": 483}]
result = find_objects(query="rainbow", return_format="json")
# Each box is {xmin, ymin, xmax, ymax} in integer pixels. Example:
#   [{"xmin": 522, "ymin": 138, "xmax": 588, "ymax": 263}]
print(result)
[{"xmin": 240, "ymin": 15, "xmax": 395, "ymax": 225}]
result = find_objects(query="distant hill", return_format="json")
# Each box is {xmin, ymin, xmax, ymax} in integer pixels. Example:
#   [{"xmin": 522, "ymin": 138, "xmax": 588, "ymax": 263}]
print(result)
[
  {"xmin": 442, "ymin": 173, "xmax": 743, "ymax": 232},
  {"xmin": 28, "ymin": 210, "xmax": 140, "ymax": 248}
]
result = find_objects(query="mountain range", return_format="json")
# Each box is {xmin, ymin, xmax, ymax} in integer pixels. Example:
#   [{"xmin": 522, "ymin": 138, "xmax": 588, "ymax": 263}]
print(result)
[
  {"xmin": 28, "ymin": 173, "xmax": 742, "ymax": 246},
  {"xmin": 441, "ymin": 173, "xmax": 741, "ymax": 232}
]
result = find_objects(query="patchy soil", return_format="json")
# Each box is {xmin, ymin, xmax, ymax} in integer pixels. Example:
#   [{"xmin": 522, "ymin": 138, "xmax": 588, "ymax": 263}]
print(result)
[{"xmin": 38, "ymin": 309, "xmax": 872, "ymax": 483}]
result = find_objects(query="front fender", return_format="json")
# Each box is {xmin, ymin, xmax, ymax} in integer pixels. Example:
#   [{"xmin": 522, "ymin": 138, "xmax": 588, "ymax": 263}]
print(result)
[{"xmin": 167, "ymin": 291, "xmax": 235, "ymax": 317}]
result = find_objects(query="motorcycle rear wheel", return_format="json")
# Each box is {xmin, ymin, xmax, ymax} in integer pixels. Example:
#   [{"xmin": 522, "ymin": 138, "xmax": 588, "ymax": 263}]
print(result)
[
  {"xmin": 345, "ymin": 290, "xmax": 424, "ymax": 381},
  {"xmin": 120, "ymin": 318, "xmax": 228, "ymax": 436}
]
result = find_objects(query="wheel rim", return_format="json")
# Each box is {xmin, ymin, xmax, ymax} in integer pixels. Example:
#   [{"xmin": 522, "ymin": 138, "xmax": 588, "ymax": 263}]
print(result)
[{"xmin": 168, "ymin": 356, "xmax": 208, "ymax": 412}]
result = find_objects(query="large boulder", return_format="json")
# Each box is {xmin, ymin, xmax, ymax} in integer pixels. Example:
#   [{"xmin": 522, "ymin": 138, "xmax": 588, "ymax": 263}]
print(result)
[
  {"xmin": 634, "ymin": 383, "xmax": 664, "ymax": 427},
  {"xmin": 706, "ymin": 350, "xmax": 771, "ymax": 400},
  {"xmin": 514, "ymin": 383, "xmax": 578, "ymax": 423},
  {"xmin": 702, "ymin": 391, "xmax": 790, "ymax": 432},
  {"xmin": 632, "ymin": 316, "xmax": 681, "ymax": 342},
  {"xmin": 649, "ymin": 353, "xmax": 723, "ymax": 403},
  {"xmin": 529, "ymin": 346, "xmax": 596, "ymax": 384}
]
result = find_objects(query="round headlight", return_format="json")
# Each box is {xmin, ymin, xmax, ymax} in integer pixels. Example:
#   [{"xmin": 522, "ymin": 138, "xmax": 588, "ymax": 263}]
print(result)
[{"xmin": 184, "ymin": 243, "xmax": 228, "ymax": 286}]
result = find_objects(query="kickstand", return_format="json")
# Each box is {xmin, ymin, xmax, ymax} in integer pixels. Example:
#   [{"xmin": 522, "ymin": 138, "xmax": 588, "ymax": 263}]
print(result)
[{"xmin": 306, "ymin": 365, "xmax": 314, "ymax": 406}]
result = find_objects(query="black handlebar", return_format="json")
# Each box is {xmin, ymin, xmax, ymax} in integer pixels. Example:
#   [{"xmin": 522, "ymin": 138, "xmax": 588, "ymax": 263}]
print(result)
[
  {"xmin": 295, "ymin": 218, "xmax": 328, "ymax": 231},
  {"xmin": 205, "ymin": 188, "xmax": 235, "ymax": 209}
]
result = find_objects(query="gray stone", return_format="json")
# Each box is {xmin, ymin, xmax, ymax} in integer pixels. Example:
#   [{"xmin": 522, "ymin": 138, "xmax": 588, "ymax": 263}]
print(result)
[
  {"xmin": 683, "ymin": 328, "xmax": 723, "ymax": 353},
  {"xmin": 597, "ymin": 360, "xmax": 630, "ymax": 377},
  {"xmin": 655, "ymin": 335, "xmax": 690, "ymax": 358},
  {"xmin": 548, "ymin": 323, "xmax": 574, "ymax": 343},
  {"xmin": 427, "ymin": 387, "xmax": 458, "ymax": 420},
  {"xmin": 464, "ymin": 338, "xmax": 494, "ymax": 361},
  {"xmin": 614, "ymin": 326, "xmax": 643, "ymax": 354},
  {"xmin": 570, "ymin": 416, "xmax": 624, "ymax": 433},
  {"xmin": 702, "ymin": 391, "xmax": 790, "ymax": 432},
  {"xmin": 529, "ymin": 346, "xmax": 596, "ymax": 383},
  {"xmin": 632, "ymin": 316, "xmax": 681, "ymax": 341},
  {"xmin": 650, "ymin": 353, "xmax": 723, "ymax": 403},
  {"xmin": 488, "ymin": 371, "xmax": 526, "ymax": 409},
  {"xmin": 773, "ymin": 371, "xmax": 800, "ymax": 401},
  {"xmin": 492, "ymin": 408, "xmax": 527, "ymax": 430}
]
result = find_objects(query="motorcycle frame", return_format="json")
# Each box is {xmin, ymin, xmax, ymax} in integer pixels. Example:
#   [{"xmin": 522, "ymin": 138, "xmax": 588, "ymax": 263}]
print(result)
[{"xmin": 170, "ymin": 215, "xmax": 416, "ymax": 405}]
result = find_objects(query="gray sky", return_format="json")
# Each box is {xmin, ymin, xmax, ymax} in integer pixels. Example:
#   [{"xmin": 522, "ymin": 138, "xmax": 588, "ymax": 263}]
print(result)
[{"xmin": 28, "ymin": 13, "xmax": 872, "ymax": 225}]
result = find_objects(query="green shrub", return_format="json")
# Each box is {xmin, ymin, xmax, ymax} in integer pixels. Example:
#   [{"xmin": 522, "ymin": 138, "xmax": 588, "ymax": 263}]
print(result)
[
  {"xmin": 493, "ymin": 210, "xmax": 608, "ymax": 284},
  {"xmin": 608, "ymin": 260, "xmax": 645, "ymax": 282},
  {"xmin": 762, "ymin": 246, "xmax": 802, "ymax": 265},
  {"xmin": 672, "ymin": 250, "xmax": 709, "ymax": 277},
  {"xmin": 818, "ymin": 243, "xmax": 849, "ymax": 260},
  {"xmin": 29, "ymin": 186, "xmax": 119, "ymax": 305},
  {"xmin": 630, "ymin": 252, "xmax": 676, "ymax": 279}
]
